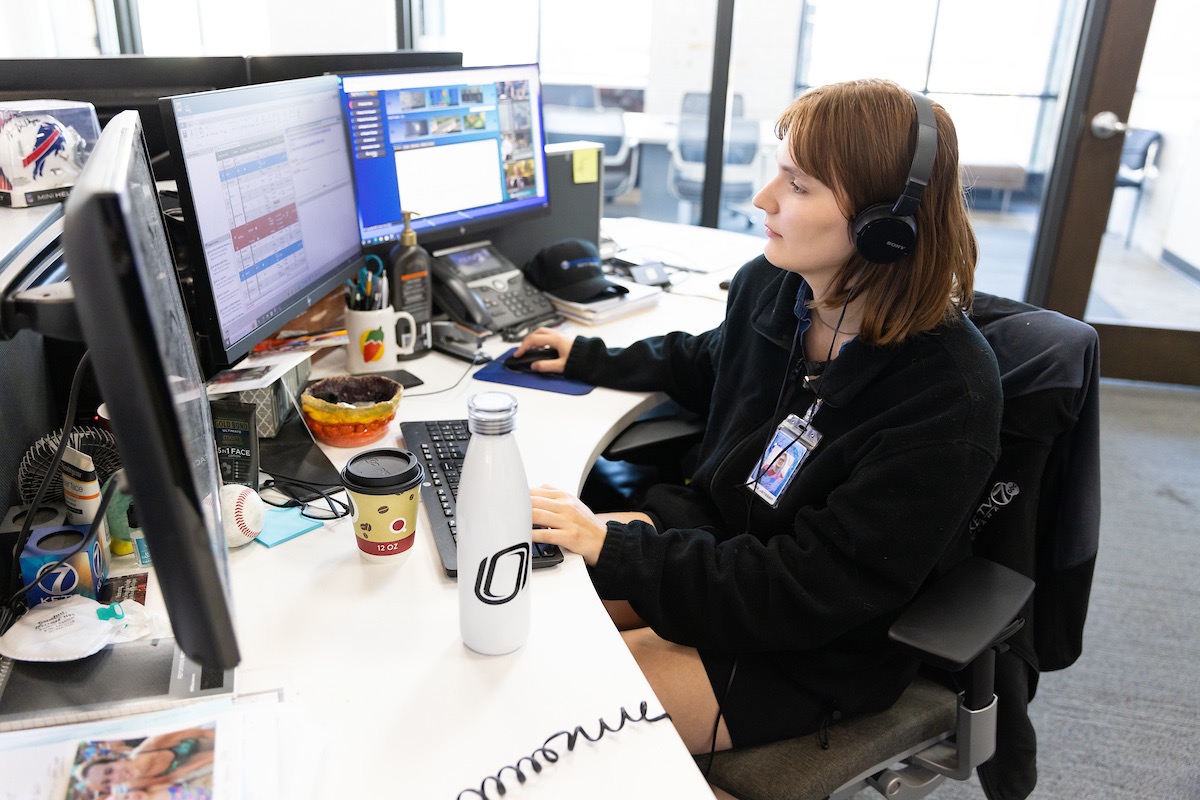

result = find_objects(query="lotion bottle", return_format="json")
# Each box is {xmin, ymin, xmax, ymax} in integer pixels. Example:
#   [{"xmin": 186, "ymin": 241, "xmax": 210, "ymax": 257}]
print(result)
[
  {"xmin": 387, "ymin": 210, "xmax": 433, "ymax": 357},
  {"xmin": 456, "ymin": 391, "xmax": 532, "ymax": 655}
]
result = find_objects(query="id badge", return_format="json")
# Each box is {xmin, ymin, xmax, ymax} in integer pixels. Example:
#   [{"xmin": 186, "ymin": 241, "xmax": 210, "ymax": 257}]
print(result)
[{"xmin": 748, "ymin": 401, "xmax": 823, "ymax": 507}]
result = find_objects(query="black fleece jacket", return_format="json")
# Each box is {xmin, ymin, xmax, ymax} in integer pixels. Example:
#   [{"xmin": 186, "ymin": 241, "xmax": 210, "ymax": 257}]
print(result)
[{"xmin": 564, "ymin": 255, "xmax": 1003, "ymax": 717}]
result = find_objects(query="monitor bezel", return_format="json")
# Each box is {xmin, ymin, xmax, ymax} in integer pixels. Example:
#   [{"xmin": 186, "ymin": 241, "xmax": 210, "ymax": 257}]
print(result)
[
  {"xmin": 245, "ymin": 50, "xmax": 463, "ymax": 84},
  {"xmin": 158, "ymin": 75, "xmax": 364, "ymax": 378},
  {"xmin": 338, "ymin": 63, "xmax": 553, "ymax": 250},
  {"xmin": 62, "ymin": 110, "xmax": 240, "ymax": 670}
]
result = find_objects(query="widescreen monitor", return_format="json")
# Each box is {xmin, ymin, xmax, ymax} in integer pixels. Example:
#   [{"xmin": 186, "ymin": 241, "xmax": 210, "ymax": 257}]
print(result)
[
  {"xmin": 0, "ymin": 56, "xmax": 250, "ymax": 179},
  {"xmin": 338, "ymin": 63, "xmax": 551, "ymax": 248},
  {"xmin": 62, "ymin": 110, "xmax": 240, "ymax": 670},
  {"xmin": 159, "ymin": 75, "xmax": 365, "ymax": 377}
]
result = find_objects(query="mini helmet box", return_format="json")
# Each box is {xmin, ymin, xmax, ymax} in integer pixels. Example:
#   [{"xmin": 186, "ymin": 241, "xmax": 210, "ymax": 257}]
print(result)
[{"xmin": 0, "ymin": 100, "xmax": 100, "ymax": 208}]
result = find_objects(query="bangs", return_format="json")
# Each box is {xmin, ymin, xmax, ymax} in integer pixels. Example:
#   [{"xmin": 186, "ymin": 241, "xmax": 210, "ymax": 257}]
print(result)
[{"xmin": 775, "ymin": 98, "xmax": 845, "ymax": 200}]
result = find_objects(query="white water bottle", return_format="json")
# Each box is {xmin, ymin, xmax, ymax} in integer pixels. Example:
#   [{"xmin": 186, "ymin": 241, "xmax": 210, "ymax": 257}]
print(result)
[{"xmin": 457, "ymin": 391, "xmax": 532, "ymax": 655}]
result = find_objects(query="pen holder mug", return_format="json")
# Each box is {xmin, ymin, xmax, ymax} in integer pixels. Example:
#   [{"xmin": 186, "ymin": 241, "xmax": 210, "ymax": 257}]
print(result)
[{"xmin": 344, "ymin": 306, "xmax": 418, "ymax": 374}]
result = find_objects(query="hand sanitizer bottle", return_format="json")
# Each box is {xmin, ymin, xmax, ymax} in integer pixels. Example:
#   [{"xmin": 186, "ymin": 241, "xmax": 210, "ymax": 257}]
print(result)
[
  {"xmin": 387, "ymin": 210, "xmax": 433, "ymax": 357},
  {"xmin": 456, "ymin": 391, "xmax": 532, "ymax": 655}
]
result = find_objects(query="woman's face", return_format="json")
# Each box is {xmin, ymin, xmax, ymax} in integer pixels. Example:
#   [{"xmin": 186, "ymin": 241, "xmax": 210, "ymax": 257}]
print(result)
[
  {"xmin": 83, "ymin": 758, "xmax": 135, "ymax": 792},
  {"xmin": 753, "ymin": 137, "xmax": 855, "ymax": 283}
]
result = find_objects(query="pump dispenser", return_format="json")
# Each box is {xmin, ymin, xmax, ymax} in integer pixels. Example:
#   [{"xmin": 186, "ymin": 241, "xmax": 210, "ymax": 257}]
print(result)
[{"xmin": 386, "ymin": 210, "xmax": 433, "ymax": 357}]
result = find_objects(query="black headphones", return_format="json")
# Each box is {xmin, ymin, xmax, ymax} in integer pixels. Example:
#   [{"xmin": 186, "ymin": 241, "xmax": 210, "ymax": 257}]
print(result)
[{"xmin": 850, "ymin": 90, "xmax": 938, "ymax": 264}]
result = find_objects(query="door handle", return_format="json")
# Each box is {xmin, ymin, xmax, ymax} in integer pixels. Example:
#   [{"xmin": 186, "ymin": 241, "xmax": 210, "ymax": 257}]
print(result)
[{"xmin": 1090, "ymin": 111, "xmax": 1129, "ymax": 139}]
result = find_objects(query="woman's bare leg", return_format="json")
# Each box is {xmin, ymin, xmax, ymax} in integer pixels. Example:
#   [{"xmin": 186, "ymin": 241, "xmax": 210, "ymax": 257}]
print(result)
[
  {"xmin": 621, "ymin": 626, "xmax": 733, "ymax": 755},
  {"xmin": 591, "ymin": 512, "xmax": 734, "ymax": 754}
]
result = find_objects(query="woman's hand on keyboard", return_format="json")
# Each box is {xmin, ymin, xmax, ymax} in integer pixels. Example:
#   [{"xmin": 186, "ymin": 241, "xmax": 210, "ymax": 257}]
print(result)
[{"xmin": 530, "ymin": 484, "xmax": 607, "ymax": 565}]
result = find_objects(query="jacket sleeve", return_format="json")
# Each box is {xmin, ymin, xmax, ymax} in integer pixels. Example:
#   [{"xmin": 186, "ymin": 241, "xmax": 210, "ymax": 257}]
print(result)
[
  {"xmin": 588, "ymin": 439, "xmax": 999, "ymax": 652},
  {"xmin": 564, "ymin": 326, "xmax": 725, "ymax": 418}
]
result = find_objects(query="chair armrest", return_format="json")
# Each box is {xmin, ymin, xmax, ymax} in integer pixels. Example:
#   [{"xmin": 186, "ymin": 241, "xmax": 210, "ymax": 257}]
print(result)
[
  {"xmin": 602, "ymin": 416, "xmax": 705, "ymax": 460},
  {"xmin": 889, "ymin": 556, "xmax": 1034, "ymax": 673}
]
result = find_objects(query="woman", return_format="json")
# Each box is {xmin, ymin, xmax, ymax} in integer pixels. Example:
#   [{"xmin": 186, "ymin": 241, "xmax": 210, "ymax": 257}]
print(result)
[{"xmin": 515, "ymin": 78, "xmax": 1002, "ymax": 755}]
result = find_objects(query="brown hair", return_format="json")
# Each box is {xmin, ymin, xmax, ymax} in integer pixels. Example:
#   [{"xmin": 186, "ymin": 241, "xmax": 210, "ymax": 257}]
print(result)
[{"xmin": 775, "ymin": 78, "xmax": 977, "ymax": 345}]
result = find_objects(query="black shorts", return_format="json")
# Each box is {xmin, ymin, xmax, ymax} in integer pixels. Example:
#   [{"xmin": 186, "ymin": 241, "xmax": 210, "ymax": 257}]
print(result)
[{"xmin": 699, "ymin": 649, "xmax": 826, "ymax": 748}]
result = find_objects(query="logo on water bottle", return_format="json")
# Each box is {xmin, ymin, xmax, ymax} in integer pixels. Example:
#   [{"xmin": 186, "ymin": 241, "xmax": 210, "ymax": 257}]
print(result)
[{"xmin": 473, "ymin": 543, "xmax": 531, "ymax": 605}]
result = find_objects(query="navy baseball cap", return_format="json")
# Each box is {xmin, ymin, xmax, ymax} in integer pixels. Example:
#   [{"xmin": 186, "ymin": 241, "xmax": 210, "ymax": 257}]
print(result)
[{"xmin": 524, "ymin": 239, "xmax": 628, "ymax": 303}]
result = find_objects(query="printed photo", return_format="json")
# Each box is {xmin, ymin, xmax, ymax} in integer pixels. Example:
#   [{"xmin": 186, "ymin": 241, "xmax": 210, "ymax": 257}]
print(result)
[{"xmin": 67, "ymin": 723, "xmax": 216, "ymax": 800}]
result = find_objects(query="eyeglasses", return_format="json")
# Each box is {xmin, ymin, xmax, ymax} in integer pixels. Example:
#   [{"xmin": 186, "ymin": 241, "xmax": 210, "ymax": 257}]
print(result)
[{"xmin": 259, "ymin": 478, "xmax": 350, "ymax": 521}]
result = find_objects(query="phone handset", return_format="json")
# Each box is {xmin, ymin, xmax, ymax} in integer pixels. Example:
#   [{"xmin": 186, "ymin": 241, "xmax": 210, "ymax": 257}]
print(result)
[
  {"xmin": 429, "ymin": 241, "xmax": 557, "ymax": 336},
  {"xmin": 431, "ymin": 257, "xmax": 494, "ymax": 328}
]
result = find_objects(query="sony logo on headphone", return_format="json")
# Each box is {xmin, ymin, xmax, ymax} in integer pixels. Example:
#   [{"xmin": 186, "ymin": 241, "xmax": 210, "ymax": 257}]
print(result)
[{"xmin": 886, "ymin": 240, "xmax": 904, "ymax": 250}]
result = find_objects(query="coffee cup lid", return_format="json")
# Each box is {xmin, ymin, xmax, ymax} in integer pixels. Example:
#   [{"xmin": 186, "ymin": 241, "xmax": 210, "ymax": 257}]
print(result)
[{"xmin": 341, "ymin": 449, "xmax": 423, "ymax": 493}]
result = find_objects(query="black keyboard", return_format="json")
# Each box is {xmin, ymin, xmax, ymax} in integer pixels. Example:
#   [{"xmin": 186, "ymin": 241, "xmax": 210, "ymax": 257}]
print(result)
[{"xmin": 400, "ymin": 419, "xmax": 564, "ymax": 578}]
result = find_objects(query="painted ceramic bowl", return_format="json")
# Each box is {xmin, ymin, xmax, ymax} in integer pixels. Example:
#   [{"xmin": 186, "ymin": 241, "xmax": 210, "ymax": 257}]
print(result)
[{"xmin": 300, "ymin": 375, "xmax": 402, "ymax": 448}]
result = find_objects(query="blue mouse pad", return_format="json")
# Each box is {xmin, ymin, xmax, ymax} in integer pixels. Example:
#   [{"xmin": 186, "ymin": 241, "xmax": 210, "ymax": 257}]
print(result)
[{"xmin": 473, "ymin": 349, "xmax": 595, "ymax": 395}]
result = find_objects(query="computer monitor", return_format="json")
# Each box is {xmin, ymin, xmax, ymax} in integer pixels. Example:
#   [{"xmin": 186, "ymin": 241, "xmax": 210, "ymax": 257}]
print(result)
[
  {"xmin": 338, "ymin": 63, "xmax": 551, "ymax": 248},
  {"xmin": 0, "ymin": 56, "xmax": 250, "ymax": 179},
  {"xmin": 62, "ymin": 110, "xmax": 240, "ymax": 670},
  {"xmin": 245, "ymin": 50, "xmax": 463, "ymax": 84},
  {"xmin": 159, "ymin": 75, "xmax": 365, "ymax": 377}
]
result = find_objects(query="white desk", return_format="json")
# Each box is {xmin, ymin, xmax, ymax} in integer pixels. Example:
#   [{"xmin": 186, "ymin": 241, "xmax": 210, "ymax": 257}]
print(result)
[{"xmin": 227, "ymin": 222, "xmax": 762, "ymax": 798}]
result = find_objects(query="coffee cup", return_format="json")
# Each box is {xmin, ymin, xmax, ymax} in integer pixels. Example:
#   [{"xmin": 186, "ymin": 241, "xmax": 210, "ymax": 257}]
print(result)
[
  {"xmin": 340, "ymin": 449, "xmax": 424, "ymax": 562},
  {"xmin": 344, "ymin": 306, "xmax": 418, "ymax": 374}
]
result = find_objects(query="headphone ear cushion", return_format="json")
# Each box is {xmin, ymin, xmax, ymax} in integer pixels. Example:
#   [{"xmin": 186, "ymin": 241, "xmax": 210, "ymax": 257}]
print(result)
[{"xmin": 852, "ymin": 203, "xmax": 917, "ymax": 264}]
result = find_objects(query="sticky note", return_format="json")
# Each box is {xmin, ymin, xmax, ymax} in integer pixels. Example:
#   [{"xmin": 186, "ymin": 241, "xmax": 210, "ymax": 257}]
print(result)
[
  {"xmin": 255, "ymin": 506, "xmax": 323, "ymax": 548},
  {"xmin": 573, "ymin": 149, "xmax": 599, "ymax": 184}
]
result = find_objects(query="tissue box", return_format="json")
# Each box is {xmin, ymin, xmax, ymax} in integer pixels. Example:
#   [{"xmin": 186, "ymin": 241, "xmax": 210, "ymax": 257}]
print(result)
[
  {"xmin": 225, "ymin": 359, "xmax": 311, "ymax": 438},
  {"xmin": 0, "ymin": 100, "xmax": 101, "ymax": 208},
  {"xmin": 19, "ymin": 524, "xmax": 110, "ymax": 606}
]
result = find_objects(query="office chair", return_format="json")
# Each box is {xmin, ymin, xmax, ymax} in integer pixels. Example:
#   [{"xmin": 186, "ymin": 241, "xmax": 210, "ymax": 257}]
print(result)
[
  {"xmin": 1114, "ymin": 128, "xmax": 1162, "ymax": 248},
  {"xmin": 667, "ymin": 116, "xmax": 760, "ymax": 227},
  {"xmin": 596, "ymin": 292, "xmax": 1101, "ymax": 800},
  {"xmin": 543, "ymin": 84, "xmax": 639, "ymax": 199},
  {"xmin": 681, "ymin": 90, "xmax": 746, "ymax": 119}
]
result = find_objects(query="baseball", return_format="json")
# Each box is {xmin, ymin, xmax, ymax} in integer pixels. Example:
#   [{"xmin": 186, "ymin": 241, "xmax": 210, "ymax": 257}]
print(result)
[{"xmin": 220, "ymin": 484, "xmax": 265, "ymax": 548}]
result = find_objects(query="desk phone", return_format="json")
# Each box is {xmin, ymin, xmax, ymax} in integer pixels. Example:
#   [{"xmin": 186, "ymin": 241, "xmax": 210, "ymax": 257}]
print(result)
[{"xmin": 431, "ymin": 241, "xmax": 557, "ymax": 335}]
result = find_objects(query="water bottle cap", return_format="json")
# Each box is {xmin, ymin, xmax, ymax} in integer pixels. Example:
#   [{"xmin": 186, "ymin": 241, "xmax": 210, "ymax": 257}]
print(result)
[{"xmin": 467, "ymin": 392, "xmax": 517, "ymax": 435}]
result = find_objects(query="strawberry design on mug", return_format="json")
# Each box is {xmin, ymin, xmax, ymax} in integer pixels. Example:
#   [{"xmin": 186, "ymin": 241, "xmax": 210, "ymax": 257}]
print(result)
[{"xmin": 359, "ymin": 327, "xmax": 385, "ymax": 362}]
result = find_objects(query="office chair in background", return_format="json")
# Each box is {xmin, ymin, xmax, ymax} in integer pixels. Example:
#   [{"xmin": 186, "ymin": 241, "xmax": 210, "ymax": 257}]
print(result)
[
  {"xmin": 595, "ymin": 292, "xmax": 1101, "ymax": 800},
  {"xmin": 542, "ymin": 83, "xmax": 639, "ymax": 199},
  {"xmin": 1114, "ymin": 128, "xmax": 1162, "ymax": 248},
  {"xmin": 667, "ymin": 92, "xmax": 760, "ymax": 227}
]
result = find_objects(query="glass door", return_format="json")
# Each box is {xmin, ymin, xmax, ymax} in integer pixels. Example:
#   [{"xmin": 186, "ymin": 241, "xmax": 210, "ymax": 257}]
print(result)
[{"xmin": 1030, "ymin": 0, "xmax": 1200, "ymax": 384}]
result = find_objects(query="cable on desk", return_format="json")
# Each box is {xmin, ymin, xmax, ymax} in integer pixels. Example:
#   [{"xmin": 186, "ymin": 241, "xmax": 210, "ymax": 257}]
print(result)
[
  {"xmin": 1, "ymin": 350, "xmax": 93, "ymax": 635},
  {"xmin": 404, "ymin": 352, "xmax": 490, "ymax": 398},
  {"xmin": 456, "ymin": 701, "xmax": 671, "ymax": 799}
]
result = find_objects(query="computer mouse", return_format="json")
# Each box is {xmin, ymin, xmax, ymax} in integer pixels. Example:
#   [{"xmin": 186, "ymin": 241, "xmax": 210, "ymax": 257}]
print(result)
[{"xmin": 503, "ymin": 346, "xmax": 559, "ymax": 371}]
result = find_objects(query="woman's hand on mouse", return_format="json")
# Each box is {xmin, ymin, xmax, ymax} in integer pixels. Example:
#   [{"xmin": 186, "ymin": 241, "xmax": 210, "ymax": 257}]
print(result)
[
  {"xmin": 531, "ymin": 485, "xmax": 606, "ymax": 565},
  {"xmin": 514, "ymin": 328, "xmax": 573, "ymax": 373}
]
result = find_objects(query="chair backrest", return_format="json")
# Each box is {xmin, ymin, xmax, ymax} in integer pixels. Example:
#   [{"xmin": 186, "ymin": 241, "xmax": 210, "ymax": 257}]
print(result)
[
  {"xmin": 675, "ymin": 117, "xmax": 760, "ymax": 166},
  {"xmin": 1120, "ymin": 128, "xmax": 1162, "ymax": 171},
  {"xmin": 967, "ymin": 292, "xmax": 1101, "ymax": 800},
  {"xmin": 542, "ymin": 83, "xmax": 600, "ymax": 109},
  {"xmin": 680, "ymin": 91, "xmax": 745, "ymax": 118}
]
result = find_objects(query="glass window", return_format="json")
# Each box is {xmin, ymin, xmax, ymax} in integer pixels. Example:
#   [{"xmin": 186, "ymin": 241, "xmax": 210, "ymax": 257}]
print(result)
[
  {"xmin": 800, "ymin": 0, "xmax": 939, "ymax": 89},
  {"xmin": 0, "ymin": 1, "xmax": 101, "ymax": 57},
  {"xmin": 135, "ymin": 0, "xmax": 393, "ymax": 56}
]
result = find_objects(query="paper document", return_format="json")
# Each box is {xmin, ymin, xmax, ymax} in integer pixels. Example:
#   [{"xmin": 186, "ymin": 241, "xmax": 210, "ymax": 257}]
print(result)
[{"xmin": 602, "ymin": 216, "xmax": 764, "ymax": 274}]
